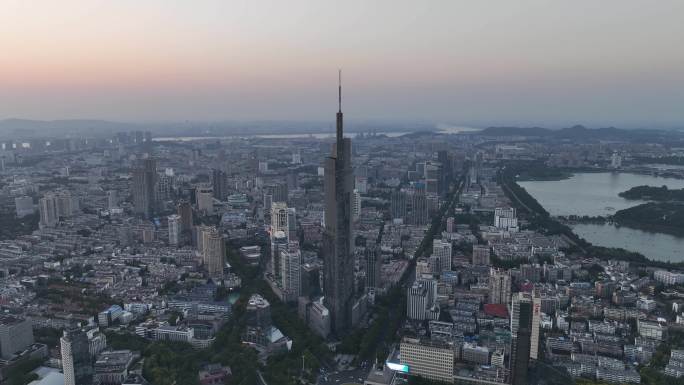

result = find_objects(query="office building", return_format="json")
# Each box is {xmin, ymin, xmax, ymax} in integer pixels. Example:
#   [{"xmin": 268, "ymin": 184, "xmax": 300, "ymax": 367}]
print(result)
[
  {"xmin": 280, "ymin": 242, "xmax": 302, "ymax": 302},
  {"xmin": 472, "ymin": 244, "xmax": 491, "ymax": 266},
  {"xmin": 432, "ymin": 239, "xmax": 452, "ymax": 272},
  {"xmin": 271, "ymin": 202, "xmax": 289, "ymax": 236},
  {"xmin": 107, "ymin": 190, "xmax": 118, "ymax": 209},
  {"xmin": 14, "ymin": 196, "xmax": 34, "ymax": 218},
  {"xmin": 390, "ymin": 190, "xmax": 407, "ymax": 221},
  {"xmin": 132, "ymin": 158, "xmax": 157, "ymax": 219},
  {"xmin": 322, "ymin": 73, "xmax": 355, "ymax": 336},
  {"xmin": 177, "ymin": 199, "xmax": 194, "ymax": 233},
  {"xmin": 494, "ymin": 207, "xmax": 518, "ymax": 232},
  {"xmin": 409, "ymin": 191, "xmax": 429, "ymax": 226},
  {"xmin": 510, "ymin": 300, "xmax": 532, "ymax": 385},
  {"xmin": 61, "ymin": 327, "xmax": 94, "ymax": 385},
  {"xmin": 365, "ymin": 245, "xmax": 382, "ymax": 290},
  {"xmin": 400, "ymin": 337, "xmax": 454, "ymax": 383},
  {"xmin": 407, "ymin": 279, "xmax": 438, "ymax": 321},
  {"xmin": 270, "ymin": 230, "xmax": 288, "ymax": 281},
  {"xmin": 39, "ymin": 193, "xmax": 58, "ymax": 228},
  {"xmin": 196, "ymin": 184, "xmax": 214, "ymax": 215},
  {"xmin": 488, "ymin": 269, "xmax": 511, "ymax": 305},
  {"xmin": 511, "ymin": 291, "xmax": 541, "ymax": 360},
  {"xmin": 168, "ymin": 214, "xmax": 181, "ymax": 246},
  {"xmin": 352, "ymin": 189, "xmax": 361, "ymax": 221},
  {"xmin": 446, "ymin": 216, "xmax": 455, "ymax": 233},
  {"xmin": 212, "ymin": 168, "xmax": 229, "ymax": 201},
  {"xmin": 94, "ymin": 350, "xmax": 138, "ymax": 385},
  {"xmin": 0, "ymin": 316, "xmax": 35, "ymax": 359}
]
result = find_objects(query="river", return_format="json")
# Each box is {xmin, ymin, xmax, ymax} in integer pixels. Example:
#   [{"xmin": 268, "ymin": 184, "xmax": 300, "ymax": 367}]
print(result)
[{"xmin": 518, "ymin": 172, "xmax": 684, "ymax": 262}]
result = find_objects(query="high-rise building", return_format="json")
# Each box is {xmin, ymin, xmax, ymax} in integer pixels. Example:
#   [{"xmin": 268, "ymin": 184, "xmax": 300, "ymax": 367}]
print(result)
[
  {"xmin": 107, "ymin": 190, "xmax": 118, "ymax": 209},
  {"xmin": 61, "ymin": 327, "xmax": 94, "ymax": 385},
  {"xmin": 212, "ymin": 168, "xmax": 229, "ymax": 201},
  {"xmin": 489, "ymin": 268, "xmax": 511, "ymax": 305},
  {"xmin": 196, "ymin": 184, "xmax": 214, "ymax": 215},
  {"xmin": 168, "ymin": 214, "xmax": 181, "ymax": 246},
  {"xmin": 280, "ymin": 241, "xmax": 302, "ymax": 302},
  {"xmin": 271, "ymin": 202, "xmax": 289, "ymax": 236},
  {"xmin": 0, "ymin": 316, "xmax": 34, "ymax": 359},
  {"xmin": 132, "ymin": 158, "xmax": 157, "ymax": 219},
  {"xmin": 510, "ymin": 299, "xmax": 532, "ymax": 385},
  {"xmin": 432, "ymin": 239, "xmax": 452, "ymax": 272},
  {"xmin": 365, "ymin": 245, "xmax": 381, "ymax": 290},
  {"xmin": 409, "ymin": 191, "xmax": 429, "ymax": 226},
  {"xmin": 270, "ymin": 231, "xmax": 288, "ymax": 282},
  {"xmin": 472, "ymin": 245, "xmax": 491, "ymax": 266},
  {"xmin": 511, "ymin": 291, "xmax": 541, "ymax": 360},
  {"xmin": 323, "ymin": 73, "xmax": 355, "ymax": 336},
  {"xmin": 390, "ymin": 190, "xmax": 407, "ymax": 221},
  {"xmin": 177, "ymin": 200, "xmax": 193, "ymax": 233},
  {"xmin": 287, "ymin": 207, "xmax": 297, "ymax": 242},
  {"xmin": 203, "ymin": 227, "xmax": 225, "ymax": 278},
  {"xmin": 351, "ymin": 189, "xmax": 361, "ymax": 222},
  {"xmin": 14, "ymin": 196, "xmax": 34, "ymax": 218},
  {"xmin": 407, "ymin": 279, "xmax": 439, "ymax": 321},
  {"xmin": 55, "ymin": 191, "xmax": 75, "ymax": 218},
  {"xmin": 445, "ymin": 216, "xmax": 455, "ymax": 233},
  {"xmin": 39, "ymin": 193, "xmax": 58, "ymax": 228}
]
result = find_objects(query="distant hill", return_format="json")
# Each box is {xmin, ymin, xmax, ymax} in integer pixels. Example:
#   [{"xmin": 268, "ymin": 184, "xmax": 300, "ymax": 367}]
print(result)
[{"xmin": 479, "ymin": 124, "xmax": 682, "ymax": 142}]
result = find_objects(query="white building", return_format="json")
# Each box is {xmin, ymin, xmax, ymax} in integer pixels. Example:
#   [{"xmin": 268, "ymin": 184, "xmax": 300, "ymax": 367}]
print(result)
[
  {"xmin": 407, "ymin": 279, "xmax": 438, "ymax": 321},
  {"xmin": 494, "ymin": 207, "xmax": 518, "ymax": 232},
  {"xmin": 400, "ymin": 337, "xmax": 454, "ymax": 383},
  {"xmin": 168, "ymin": 214, "xmax": 181, "ymax": 246},
  {"xmin": 654, "ymin": 270, "xmax": 684, "ymax": 285}
]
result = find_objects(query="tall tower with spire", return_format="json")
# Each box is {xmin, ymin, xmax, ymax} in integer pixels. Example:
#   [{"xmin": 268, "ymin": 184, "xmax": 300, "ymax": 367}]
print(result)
[{"xmin": 323, "ymin": 71, "xmax": 355, "ymax": 336}]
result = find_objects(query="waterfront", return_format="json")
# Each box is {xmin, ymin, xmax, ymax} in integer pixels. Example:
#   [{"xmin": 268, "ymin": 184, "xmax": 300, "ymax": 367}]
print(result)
[{"xmin": 519, "ymin": 172, "xmax": 684, "ymax": 262}]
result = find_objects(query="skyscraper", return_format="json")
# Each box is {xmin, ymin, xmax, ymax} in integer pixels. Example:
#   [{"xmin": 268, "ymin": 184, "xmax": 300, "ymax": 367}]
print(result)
[
  {"xmin": 488, "ymin": 268, "xmax": 511, "ymax": 305},
  {"xmin": 511, "ymin": 291, "xmax": 541, "ymax": 360},
  {"xmin": 61, "ymin": 327, "xmax": 94, "ymax": 385},
  {"xmin": 280, "ymin": 241, "xmax": 302, "ymax": 302},
  {"xmin": 323, "ymin": 72, "xmax": 355, "ymax": 336},
  {"xmin": 132, "ymin": 158, "xmax": 157, "ymax": 219},
  {"xmin": 510, "ymin": 299, "xmax": 532, "ymax": 385},
  {"xmin": 365, "ymin": 244, "xmax": 381, "ymax": 290}
]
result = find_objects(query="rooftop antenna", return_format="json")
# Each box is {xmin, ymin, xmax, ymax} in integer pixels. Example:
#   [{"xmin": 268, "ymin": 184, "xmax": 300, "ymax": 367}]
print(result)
[{"xmin": 338, "ymin": 69, "xmax": 342, "ymax": 113}]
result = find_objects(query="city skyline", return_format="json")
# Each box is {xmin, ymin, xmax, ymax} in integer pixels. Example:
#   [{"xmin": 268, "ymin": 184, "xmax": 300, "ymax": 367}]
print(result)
[{"xmin": 1, "ymin": 1, "xmax": 684, "ymax": 128}]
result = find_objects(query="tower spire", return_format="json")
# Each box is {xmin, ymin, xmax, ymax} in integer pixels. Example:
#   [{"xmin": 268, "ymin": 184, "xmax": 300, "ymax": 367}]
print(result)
[{"xmin": 338, "ymin": 69, "xmax": 342, "ymax": 113}]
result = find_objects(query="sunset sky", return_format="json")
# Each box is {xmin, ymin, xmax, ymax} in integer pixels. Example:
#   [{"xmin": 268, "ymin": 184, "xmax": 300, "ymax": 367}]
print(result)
[{"xmin": 1, "ymin": 0, "xmax": 683, "ymax": 128}]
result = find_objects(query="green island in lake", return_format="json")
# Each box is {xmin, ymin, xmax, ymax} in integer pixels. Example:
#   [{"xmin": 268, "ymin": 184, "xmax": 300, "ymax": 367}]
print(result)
[
  {"xmin": 619, "ymin": 185, "xmax": 684, "ymax": 201},
  {"xmin": 611, "ymin": 185, "xmax": 684, "ymax": 236}
]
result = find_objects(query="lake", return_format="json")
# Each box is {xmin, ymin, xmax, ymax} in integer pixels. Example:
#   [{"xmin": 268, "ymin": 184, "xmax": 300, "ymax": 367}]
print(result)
[{"xmin": 519, "ymin": 172, "xmax": 684, "ymax": 262}]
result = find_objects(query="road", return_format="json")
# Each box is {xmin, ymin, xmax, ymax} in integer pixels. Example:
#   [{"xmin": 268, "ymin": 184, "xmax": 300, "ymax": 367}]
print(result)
[{"xmin": 318, "ymin": 366, "xmax": 369, "ymax": 385}]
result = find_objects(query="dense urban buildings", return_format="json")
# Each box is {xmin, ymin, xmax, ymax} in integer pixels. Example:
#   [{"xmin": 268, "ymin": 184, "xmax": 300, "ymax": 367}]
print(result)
[{"xmin": 3, "ymin": 91, "xmax": 684, "ymax": 385}]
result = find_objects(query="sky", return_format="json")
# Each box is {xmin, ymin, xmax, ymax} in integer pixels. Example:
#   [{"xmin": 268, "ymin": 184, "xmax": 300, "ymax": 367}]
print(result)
[{"xmin": 1, "ymin": 0, "xmax": 683, "ymax": 128}]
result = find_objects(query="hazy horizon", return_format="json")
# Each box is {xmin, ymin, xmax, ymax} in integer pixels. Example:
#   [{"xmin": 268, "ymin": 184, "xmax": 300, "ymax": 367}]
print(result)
[{"xmin": 2, "ymin": 0, "xmax": 683, "ymax": 129}]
